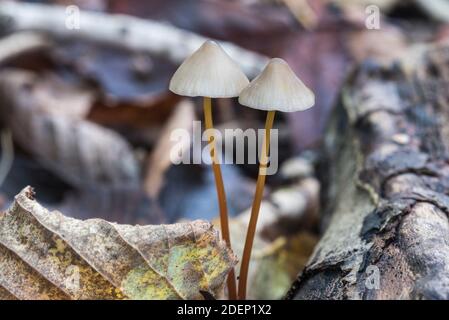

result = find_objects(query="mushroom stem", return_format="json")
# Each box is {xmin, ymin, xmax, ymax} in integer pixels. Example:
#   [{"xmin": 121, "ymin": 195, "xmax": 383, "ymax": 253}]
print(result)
[
  {"xmin": 238, "ymin": 110, "xmax": 276, "ymax": 300},
  {"xmin": 203, "ymin": 96, "xmax": 237, "ymax": 300}
]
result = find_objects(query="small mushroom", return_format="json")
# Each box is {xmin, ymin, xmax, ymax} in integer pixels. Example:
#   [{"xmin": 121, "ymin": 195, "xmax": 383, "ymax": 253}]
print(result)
[
  {"xmin": 169, "ymin": 40, "xmax": 249, "ymax": 98},
  {"xmin": 169, "ymin": 40, "xmax": 249, "ymax": 299},
  {"xmin": 237, "ymin": 58, "xmax": 315, "ymax": 300}
]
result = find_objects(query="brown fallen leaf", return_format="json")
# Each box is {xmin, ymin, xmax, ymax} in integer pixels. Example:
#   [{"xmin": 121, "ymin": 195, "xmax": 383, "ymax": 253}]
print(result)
[
  {"xmin": 0, "ymin": 187, "xmax": 237, "ymax": 300},
  {"xmin": 53, "ymin": 40, "xmax": 176, "ymax": 105},
  {"xmin": 87, "ymin": 95, "xmax": 180, "ymax": 148},
  {"xmin": 0, "ymin": 69, "xmax": 139, "ymax": 187}
]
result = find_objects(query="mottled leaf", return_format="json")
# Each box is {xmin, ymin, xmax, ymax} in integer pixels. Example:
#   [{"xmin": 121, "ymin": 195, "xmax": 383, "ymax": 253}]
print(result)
[{"xmin": 0, "ymin": 187, "xmax": 237, "ymax": 300}]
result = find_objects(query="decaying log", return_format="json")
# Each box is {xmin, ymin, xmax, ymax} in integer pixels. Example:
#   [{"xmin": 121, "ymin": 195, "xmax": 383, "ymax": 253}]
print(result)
[
  {"xmin": 287, "ymin": 44, "xmax": 449, "ymax": 299},
  {"xmin": 0, "ymin": 1, "xmax": 267, "ymax": 77}
]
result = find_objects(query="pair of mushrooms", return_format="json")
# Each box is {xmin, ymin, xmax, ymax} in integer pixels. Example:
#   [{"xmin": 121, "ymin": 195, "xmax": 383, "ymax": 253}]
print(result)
[{"xmin": 169, "ymin": 41, "xmax": 314, "ymax": 300}]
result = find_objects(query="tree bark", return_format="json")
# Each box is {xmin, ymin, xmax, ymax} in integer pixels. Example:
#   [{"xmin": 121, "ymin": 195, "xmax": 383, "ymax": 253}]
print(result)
[{"xmin": 287, "ymin": 44, "xmax": 449, "ymax": 299}]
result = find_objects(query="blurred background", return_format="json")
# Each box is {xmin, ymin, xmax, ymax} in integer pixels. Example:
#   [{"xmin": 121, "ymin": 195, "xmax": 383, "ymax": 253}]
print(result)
[{"xmin": 0, "ymin": 0, "xmax": 448, "ymax": 299}]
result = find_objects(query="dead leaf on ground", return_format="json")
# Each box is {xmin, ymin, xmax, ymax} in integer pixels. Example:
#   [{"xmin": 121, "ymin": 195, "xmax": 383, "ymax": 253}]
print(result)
[
  {"xmin": 0, "ymin": 187, "xmax": 237, "ymax": 300},
  {"xmin": 50, "ymin": 39, "xmax": 181, "ymax": 147},
  {"xmin": 0, "ymin": 285, "xmax": 17, "ymax": 300},
  {"xmin": 53, "ymin": 40, "xmax": 176, "ymax": 105},
  {"xmin": 0, "ymin": 69, "xmax": 140, "ymax": 188},
  {"xmin": 87, "ymin": 95, "xmax": 180, "ymax": 148}
]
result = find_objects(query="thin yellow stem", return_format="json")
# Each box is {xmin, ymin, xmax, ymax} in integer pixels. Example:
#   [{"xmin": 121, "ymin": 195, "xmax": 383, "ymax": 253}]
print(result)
[
  {"xmin": 203, "ymin": 97, "xmax": 237, "ymax": 300},
  {"xmin": 238, "ymin": 110, "xmax": 276, "ymax": 300}
]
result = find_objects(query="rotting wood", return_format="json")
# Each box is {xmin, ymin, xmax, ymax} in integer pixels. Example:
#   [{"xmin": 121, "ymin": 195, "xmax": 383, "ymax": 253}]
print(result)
[{"xmin": 287, "ymin": 44, "xmax": 449, "ymax": 300}]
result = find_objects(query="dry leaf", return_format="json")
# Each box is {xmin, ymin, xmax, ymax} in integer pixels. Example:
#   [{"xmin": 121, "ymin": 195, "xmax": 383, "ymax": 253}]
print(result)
[
  {"xmin": 0, "ymin": 187, "xmax": 237, "ymax": 300},
  {"xmin": 0, "ymin": 69, "xmax": 139, "ymax": 187},
  {"xmin": 0, "ymin": 285, "xmax": 17, "ymax": 300},
  {"xmin": 53, "ymin": 40, "xmax": 175, "ymax": 104}
]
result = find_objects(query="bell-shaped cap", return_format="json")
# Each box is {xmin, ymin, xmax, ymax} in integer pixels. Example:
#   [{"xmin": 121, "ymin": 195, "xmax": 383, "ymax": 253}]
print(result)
[
  {"xmin": 238, "ymin": 58, "xmax": 315, "ymax": 112},
  {"xmin": 169, "ymin": 40, "xmax": 249, "ymax": 98}
]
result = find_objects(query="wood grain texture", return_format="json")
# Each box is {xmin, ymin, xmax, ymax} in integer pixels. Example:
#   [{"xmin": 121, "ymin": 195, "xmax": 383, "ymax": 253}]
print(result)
[{"xmin": 287, "ymin": 44, "xmax": 449, "ymax": 300}]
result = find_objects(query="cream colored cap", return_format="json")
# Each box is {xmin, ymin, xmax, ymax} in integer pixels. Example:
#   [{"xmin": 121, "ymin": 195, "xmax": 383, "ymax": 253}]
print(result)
[
  {"xmin": 238, "ymin": 58, "xmax": 315, "ymax": 112},
  {"xmin": 169, "ymin": 40, "xmax": 250, "ymax": 98}
]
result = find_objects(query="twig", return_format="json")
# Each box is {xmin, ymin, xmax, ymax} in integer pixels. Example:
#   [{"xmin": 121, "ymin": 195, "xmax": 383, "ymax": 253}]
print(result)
[{"xmin": 0, "ymin": 1, "xmax": 267, "ymax": 77}]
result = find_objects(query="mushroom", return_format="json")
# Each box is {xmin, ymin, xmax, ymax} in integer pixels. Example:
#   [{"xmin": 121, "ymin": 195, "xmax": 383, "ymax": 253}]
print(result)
[
  {"xmin": 169, "ymin": 40, "xmax": 249, "ymax": 299},
  {"xmin": 237, "ymin": 58, "xmax": 315, "ymax": 300}
]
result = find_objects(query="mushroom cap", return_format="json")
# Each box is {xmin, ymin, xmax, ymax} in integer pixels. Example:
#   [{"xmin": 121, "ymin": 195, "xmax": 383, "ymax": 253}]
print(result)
[
  {"xmin": 169, "ymin": 40, "xmax": 250, "ymax": 98},
  {"xmin": 238, "ymin": 58, "xmax": 315, "ymax": 112}
]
